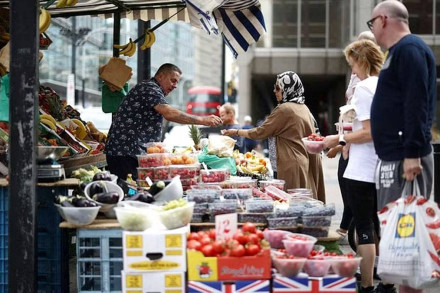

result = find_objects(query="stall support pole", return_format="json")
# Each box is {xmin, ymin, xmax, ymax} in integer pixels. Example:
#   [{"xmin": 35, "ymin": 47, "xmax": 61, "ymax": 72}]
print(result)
[
  {"xmin": 137, "ymin": 20, "xmax": 151, "ymax": 81},
  {"xmin": 9, "ymin": 0, "xmax": 39, "ymax": 292},
  {"xmin": 113, "ymin": 12, "xmax": 121, "ymax": 58}
]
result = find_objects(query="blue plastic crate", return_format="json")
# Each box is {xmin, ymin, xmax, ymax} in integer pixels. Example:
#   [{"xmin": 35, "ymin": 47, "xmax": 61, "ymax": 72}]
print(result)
[
  {"xmin": 77, "ymin": 229, "xmax": 123, "ymax": 293},
  {"xmin": 0, "ymin": 186, "xmax": 68, "ymax": 293}
]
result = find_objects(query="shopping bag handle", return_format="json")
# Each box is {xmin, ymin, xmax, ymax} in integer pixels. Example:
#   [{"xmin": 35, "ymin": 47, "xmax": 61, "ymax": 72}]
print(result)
[{"xmin": 401, "ymin": 178, "xmax": 421, "ymax": 198}]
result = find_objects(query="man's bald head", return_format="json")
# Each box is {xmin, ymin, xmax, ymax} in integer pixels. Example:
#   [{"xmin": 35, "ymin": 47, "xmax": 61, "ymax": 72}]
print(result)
[{"xmin": 374, "ymin": 0, "xmax": 409, "ymax": 23}]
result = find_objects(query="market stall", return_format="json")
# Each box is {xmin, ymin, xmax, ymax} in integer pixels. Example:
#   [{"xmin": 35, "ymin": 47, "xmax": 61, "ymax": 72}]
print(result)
[{"xmin": 0, "ymin": 0, "xmax": 269, "ymax": 291}]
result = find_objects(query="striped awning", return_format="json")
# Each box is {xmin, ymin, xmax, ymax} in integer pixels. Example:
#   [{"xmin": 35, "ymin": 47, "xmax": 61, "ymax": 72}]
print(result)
[
  {"xmin": 0, "ymin": 0, "xmax": 190, "ymax": 21},
  {"xmin": 183, "ymin": 0, "xmax": 266, "ymax": 58}
]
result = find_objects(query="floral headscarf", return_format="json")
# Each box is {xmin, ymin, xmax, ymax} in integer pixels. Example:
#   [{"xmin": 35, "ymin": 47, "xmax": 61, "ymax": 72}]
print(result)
[{"xmin": 277, "ymin": 71, "xmax": 305, "ymax": 104}]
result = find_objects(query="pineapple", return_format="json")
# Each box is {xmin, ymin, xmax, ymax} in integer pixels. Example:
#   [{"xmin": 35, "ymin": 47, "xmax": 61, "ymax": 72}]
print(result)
[{"xmin": 188, "ymin": 125, "xmax": 203, "ymax": 150}]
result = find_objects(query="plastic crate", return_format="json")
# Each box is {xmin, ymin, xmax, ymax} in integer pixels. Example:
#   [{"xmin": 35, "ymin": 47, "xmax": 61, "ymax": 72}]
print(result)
[
  {"xmin": 77, "ymin": 229, "xmax": 123, "ymax": 293},
  {"xmin": 0, "ymin": 186, "xmax": 68, "ymax": 293}
]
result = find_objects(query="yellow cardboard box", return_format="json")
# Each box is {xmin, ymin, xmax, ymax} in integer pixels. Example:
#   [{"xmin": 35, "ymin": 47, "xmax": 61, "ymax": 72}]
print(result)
[
  {"xmin": 122, "ymin": 270, "xmax": 185, "ymax": 293},
  {"xmin": 123, "ymin": 226, "xmax": 188, "ymax": 272}
]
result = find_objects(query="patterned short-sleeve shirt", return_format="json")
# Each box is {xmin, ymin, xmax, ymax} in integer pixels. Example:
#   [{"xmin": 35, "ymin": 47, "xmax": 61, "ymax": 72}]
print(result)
[{"xmin": 105, "ymin": 78, "xmax": 168, "ymax": 157}]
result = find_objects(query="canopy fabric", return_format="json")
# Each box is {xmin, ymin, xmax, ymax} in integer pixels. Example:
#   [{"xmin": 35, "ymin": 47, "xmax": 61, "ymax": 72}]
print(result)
[
  {"xmin": 184, "ymin": 0, "xmax": 266, "ymax": 58},
  {"xmin": 0, "ymin": 1, "xmax": 188, "ymax": 20}
]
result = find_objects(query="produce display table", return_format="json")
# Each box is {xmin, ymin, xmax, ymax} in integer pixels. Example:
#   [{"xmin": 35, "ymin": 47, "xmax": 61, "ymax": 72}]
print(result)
[
  {"xmin": 0, "ymin": 177, "xmax": 79, "ymax": 187},
  {"xmin": 59, "ymin": 218, "xmax": 120, "ymax": 229}
]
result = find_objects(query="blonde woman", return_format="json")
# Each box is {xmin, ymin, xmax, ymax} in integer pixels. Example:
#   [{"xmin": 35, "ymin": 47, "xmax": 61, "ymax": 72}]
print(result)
[{"xmin": 323, "ymin": 40, "xmax": 384, "ymax": 293}]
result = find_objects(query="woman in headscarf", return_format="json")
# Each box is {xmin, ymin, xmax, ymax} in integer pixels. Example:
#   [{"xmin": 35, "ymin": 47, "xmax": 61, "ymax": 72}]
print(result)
[{"xmin": 222, "ymin": 71, "xmax": 325, "ymax": 202}]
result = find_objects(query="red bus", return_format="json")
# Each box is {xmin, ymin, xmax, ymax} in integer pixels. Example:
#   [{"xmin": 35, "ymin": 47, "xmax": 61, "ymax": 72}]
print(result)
[{"xmin": 186, "ymin": 86, "xmax": 222, "ymax": 116}]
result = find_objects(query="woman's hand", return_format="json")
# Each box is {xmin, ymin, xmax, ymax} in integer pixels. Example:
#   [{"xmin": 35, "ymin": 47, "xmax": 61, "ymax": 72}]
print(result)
[
  {"xmin": 221, "ymin": 129, "xmax": 237, "ymax": 136},
  {"xmin": 326, "ymin": 145, "xmax": 343, "ymax": 158},
  {"xmin": 323, "ymin": 134, "xmax": 339, "ymax": 149},
  {"xmin": 342, "ymin": 144, "xmax": 350, "ymax": 160}
]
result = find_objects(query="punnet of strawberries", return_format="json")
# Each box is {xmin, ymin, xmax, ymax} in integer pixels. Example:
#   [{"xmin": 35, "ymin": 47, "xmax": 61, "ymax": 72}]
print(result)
[
  {"xmin": 187, "ymin": 222, "xmax": 270, "ymax": 257},
  {"xmin": 306, "ymin": 133, "xmax": 324, "ymax": 141}
]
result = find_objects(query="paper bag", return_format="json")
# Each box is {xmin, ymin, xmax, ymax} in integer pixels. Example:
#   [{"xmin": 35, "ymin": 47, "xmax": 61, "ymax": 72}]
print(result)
[
  {"xmin": 99, "ymin": 57, "xmax": 132, "ymax": 90},
  {"xmin": 0, "ymin": 42, "xmax": 10, "ymax": 72}
]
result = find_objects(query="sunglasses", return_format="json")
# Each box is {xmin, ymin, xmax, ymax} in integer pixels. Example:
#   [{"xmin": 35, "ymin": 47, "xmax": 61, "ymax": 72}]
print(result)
[{"xmin": 274, "ymin": 84, "xmax": 281, "ymax": 91}]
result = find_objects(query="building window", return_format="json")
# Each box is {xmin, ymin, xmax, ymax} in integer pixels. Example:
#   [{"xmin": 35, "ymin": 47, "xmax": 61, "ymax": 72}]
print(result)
[
  {"xmin": 272, "ymin": 0, "xmax": 298, "ymax": 47},
  {"xmin": 403, "ymin": 0, "xmax": 433, "ymax": 34},
  {"xmin": 301, "ymin": 0, "xmax": 326, "ymax": 47}
]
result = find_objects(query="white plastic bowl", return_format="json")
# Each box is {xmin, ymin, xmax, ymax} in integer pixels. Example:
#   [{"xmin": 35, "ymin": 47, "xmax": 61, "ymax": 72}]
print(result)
[
  {"xmin": 154, "ymin": 175, "xmax": 183, "ymax": 203},
  {"xmin": 114, "ymin": 201, "xmax": 155, "ymax": 231},
  {"xmin": 55, "ymin": 204, "xmax": 100, "ymax": 226},
  {"xmin": 84, "ymin": 181, "xmax": 124, "ymax": 214},
  {"xmin": 157, "ymin": 201, "xmax": 195, "ymax": 230},
  {"xmin": 302, "ymin": 137, "xmax": 325, "ymax": 154},
  {"xmin": 330, "ymin": 256, "xmax": 362, "ymax": 277}
]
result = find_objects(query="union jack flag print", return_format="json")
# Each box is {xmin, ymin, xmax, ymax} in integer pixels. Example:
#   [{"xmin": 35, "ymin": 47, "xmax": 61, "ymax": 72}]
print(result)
[
  {"xmin": 188, "ymin": 280, "xmax": 270, "ymax": 293},
  {"xmin": 273, "ymin": 274, "xmax": 356, "ymax": 293}
]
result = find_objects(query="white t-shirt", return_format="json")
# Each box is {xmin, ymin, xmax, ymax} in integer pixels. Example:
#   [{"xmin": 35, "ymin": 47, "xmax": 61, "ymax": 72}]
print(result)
[{"xmin": 343, "ymin": 76, "xmax": 379, "ymax": 183}]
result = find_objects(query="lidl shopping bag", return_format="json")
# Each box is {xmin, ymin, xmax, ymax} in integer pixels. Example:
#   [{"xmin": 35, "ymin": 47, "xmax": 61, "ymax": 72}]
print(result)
[{"xmin": 377, "ymin": 181, "xmax": 440, "ymax": 288}]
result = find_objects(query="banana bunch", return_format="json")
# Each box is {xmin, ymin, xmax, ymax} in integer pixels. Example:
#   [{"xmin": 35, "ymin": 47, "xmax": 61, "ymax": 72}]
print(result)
[
  {"xmin": 56, "ymin": 0, "xmax": 78, "ymax": 8},
  {"xmin": 113, "ymin": 38, "xmax": 136, "ymax": 57},
  {"xmin": 140, "ymin": 29, "xmax": 156, "ymax": 50},
  {"xmin": 40, "ymin": 114, "xmax": 57, "ymax": 131},
  {"xmin": 39, "ymin": 8, "xmax": 51, "ymax": 34},
  {"xmin": 0, "ymin": 32, "xmax": 9, "ymax": 43}
]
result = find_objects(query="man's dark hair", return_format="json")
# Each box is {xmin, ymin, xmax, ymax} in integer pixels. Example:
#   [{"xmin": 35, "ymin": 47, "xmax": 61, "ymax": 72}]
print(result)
[{"xmin": 156, "ymin": 63, "xmax": 182, "ymax": 76}]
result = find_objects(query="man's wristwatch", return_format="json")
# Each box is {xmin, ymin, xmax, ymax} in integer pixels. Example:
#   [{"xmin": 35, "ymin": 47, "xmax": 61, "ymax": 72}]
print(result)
[{"xmin": 339, "ymin": 134, "xmax": 346, "ymax": 146}]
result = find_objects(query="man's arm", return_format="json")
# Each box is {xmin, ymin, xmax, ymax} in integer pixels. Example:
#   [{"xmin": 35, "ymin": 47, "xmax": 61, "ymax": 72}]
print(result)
[{"xmin": 154, "ymin": 104, "xmax": 222, "ymax": 127}]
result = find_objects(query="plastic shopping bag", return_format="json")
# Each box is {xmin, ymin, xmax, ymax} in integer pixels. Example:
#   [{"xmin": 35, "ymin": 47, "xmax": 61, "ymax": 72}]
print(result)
[
  {"xmin": 207, "ymin": 135, "xmax": 235, "ymax": 157},
  {"xmin": 377, "ymin": 181, "xmax": 440, "ymax": 288},
  {"xmin": 197, "ymin": 146, "xmax": 237, "ymax": 175}
]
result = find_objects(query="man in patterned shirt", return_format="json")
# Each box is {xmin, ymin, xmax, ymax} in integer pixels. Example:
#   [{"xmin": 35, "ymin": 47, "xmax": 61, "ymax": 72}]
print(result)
[{"xmin": 105, "ymin": 63, "xmax": 222, "ymax": 181}]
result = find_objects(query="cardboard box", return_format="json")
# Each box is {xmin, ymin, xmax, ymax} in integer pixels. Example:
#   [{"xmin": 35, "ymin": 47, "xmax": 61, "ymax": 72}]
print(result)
[
  {"xmin": 272, "ymin": 273, "xmax": 356, "ymax": 293},
  {"xmin": 122, "ymin": 270, "xmax": 185, "ymax": 293},
  {"xmin": 123, "ymin": 226, "xmax": 188, "ymax": 272},
  {"xmin": 187, "ymin": 249, "xmax": 271, "ymax": 281},
  {"xmin": 188, "ymin": 280, "xmax": 271, "ymax": 293}
]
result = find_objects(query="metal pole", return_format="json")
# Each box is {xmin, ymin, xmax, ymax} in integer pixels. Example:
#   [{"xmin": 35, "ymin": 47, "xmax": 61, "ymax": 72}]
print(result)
[
  {"xmin": 221, "ymin": 39, "xmax": 226, "ymax": 104},
  {"xmin": 113, "ymin": 12, "xmax": 121, "ymax": 58},
  {"xmin": 138, "ymin": 20, "xmax": 151, "ymax": 81},
  {"xmin": 9, "ymin": 0, "xmax": 38, "ymax": 292}
]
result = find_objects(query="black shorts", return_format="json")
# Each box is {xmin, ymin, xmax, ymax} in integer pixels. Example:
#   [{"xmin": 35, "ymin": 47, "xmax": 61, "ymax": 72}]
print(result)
[{"xmin": 345, "ymin": 179, "xmax": 378, "ymax": 245}]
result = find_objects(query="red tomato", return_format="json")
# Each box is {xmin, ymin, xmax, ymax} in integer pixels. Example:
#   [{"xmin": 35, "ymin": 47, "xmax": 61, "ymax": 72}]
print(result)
[
  {"xmin": 187, "ymin": 240, "xmax": 202, "ymax": 251},
  {"xmin": 208, "ymin": 229, "xmax": 216, "ymax": 240},
  {"xmin": 231, "ymin": 244, "xmax": 246, "ymax": 257},
  {"xmin": 197, "ymin": 231, "xmax": 207, "ymax": 238},
  {"xmin": 247, "ymin": 234, "xmax": 260, "ymax": 245},
  {"xmin": 200, "ymin": 237, "xmax": 212, "ymax": 246},
  {"xmin": 246, "ymin": 244, "xmax": 260, "ymax": 256},
  {"xmin": 201, "ymin": 244, "xmax": 215, "ymax": 257},
  {"xmin": 242, "ymin": 222, "xmax": 257, "ymax": 234},
  {"xmin": 233, "ymin": 232, "xmax": 247, "ymax": 245},
  {"xmin": 187, "ymin": 232, "xmax": 199, "ymax": 241},
  {"xmin": 256, "ymin": 229, "xmax": 264, "ymax": 240},
  {"xmin": 212, "ymin": 240, "xmax": 224, "ymax": 254}
]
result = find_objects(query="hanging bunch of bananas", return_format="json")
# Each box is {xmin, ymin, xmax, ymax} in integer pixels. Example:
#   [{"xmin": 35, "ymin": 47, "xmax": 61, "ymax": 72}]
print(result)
[
  {"xmin": 140, "ymin": 29, "xmax": 156, "ymax": 50},
  {"xmin": 56, "ymin": 0, "xmax": 79, "ymax": 8},
  {"xmin": 0, "ymin": 32, "xmax": 9, "ymax": 44},
  {"xmin": 113, "ymin": 38, "xmax": 136, "ymax": 57},
  {"xmin": 39, "ymin": 8, "xmax": 51, "ymax": 34}
]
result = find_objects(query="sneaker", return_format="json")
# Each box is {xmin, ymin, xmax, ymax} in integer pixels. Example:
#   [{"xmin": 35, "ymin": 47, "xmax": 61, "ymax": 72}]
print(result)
[{"xmin": 374, "ymin": 283, "xmax": 396, "ymax": 293}]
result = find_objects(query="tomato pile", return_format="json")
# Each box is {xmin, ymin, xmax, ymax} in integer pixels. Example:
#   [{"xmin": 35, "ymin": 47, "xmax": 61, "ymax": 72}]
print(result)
[
  {"xmin": 187, "ymin": 222, "xmax": 270, "ymax": 257},
  {"xmin": 307, "ymin": 133, "xmax": 324, "ymax": 141}
]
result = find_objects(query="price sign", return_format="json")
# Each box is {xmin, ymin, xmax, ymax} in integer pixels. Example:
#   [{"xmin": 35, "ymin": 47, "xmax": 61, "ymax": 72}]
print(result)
[{"xmin": 215, "ymin": 213, "xmax": 237, "ymax": 241}]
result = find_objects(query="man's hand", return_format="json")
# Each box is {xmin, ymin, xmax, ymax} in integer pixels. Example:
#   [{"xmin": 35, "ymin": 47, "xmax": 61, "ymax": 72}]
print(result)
[
  {"xmin": 403, "ymin": 158, "xmax": 422, "ymax": 181},
  {"xmin": 202, "ymin": 115, "xmax": 222, "ymax": 127}
]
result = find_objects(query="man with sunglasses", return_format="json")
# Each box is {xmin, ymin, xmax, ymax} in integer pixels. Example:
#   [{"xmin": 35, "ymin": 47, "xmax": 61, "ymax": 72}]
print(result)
[{"xmin": 369, "ymin": 1, "xmax": 436, "ymax": 293}]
